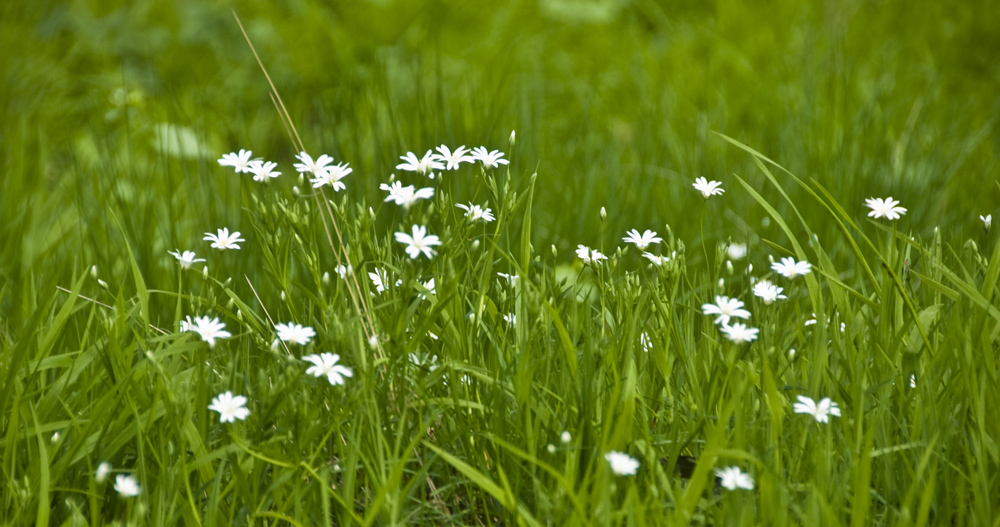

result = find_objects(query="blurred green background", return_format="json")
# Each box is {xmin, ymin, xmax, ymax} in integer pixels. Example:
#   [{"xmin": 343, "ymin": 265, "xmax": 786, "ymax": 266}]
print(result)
[{"xmin": 2, "ymin": 0, "xmax": 999, "ymax": 322}]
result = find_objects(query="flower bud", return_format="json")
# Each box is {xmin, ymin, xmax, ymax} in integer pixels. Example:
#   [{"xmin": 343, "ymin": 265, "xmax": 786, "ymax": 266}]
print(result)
[
  {"xmin": 726, "ymin": 260, "xmax": 734, "ymax": 275},
  {"xmin": 368, "ymin": 334, "xmax": 379, "ymax": 349},
  {"xmin": 509, "ymin": 130, "xmax": 516, "ymax": 146},
  {"xmin": 560, "ymin": 431, "xmax": 571, "ymax": 443},
  {"xmin": 322, "ymin": 272, "xmax": 331, "ymax": 286},
  {"xmin": 97, "ymin": 279, "xmax": 109, "ymax": 289},
  {"xmin": 96, "ymin": 462, "xmax": 112, "ymax": 483},
  {"xmin": 292, "ymin": 186, "xmax": 300, "ymax": 197},
  {"xmin": 600, "ymin": 207, "xmax": 607, "ymax": 221},
  {"xmin": 546, "ymin": 444, "xmax": 556, "ymax": 454},
  {"xmin": 203, "ymin": 266, "xmax": 209, "ymax": 279},
  {"xmin": 90, "ymin": 265, "xmax": 99, "ymax": 279}
]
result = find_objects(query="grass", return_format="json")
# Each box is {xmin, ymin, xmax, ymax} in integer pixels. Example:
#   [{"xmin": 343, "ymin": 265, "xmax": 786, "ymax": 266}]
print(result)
[{"xmin": 2, "ymin": 0, "xmax": 1000, "ymax": 525}]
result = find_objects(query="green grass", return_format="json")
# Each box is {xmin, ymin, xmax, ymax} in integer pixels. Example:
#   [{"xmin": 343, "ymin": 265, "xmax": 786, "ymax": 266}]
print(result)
[{"xmin": 2, "ymin": 0, "xmax": 1000, "ymax": 525}]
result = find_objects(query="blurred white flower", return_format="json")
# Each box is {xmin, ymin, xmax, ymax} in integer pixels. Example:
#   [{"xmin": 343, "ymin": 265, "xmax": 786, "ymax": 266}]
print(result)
[
  {"xmin": 503, "ymin": 313, "xmax": 516, "ymax": 326},
  {"xmin": 980, "ymin": 214, "xmax": 992, "ymax": 231},
  {"xmin": 208, "ymin": 391, "xmax": 250, "ymax": 423},
  {"xmin": 716, "ymin": 466, "xmax": 754, "ymax": 491},
  {"xmin": 432, "ymin": 145, "xmax": 474, "ymax": 170},
  {"xmin": 622, "ymin": 229, "xmax": 662, "ymax": 251},
  {"xmin": 294, "ymin": 151, "xmax": 336, "ymax": 176},
  {"xmin": 752, "ymin": 280, "xmax": 786, "ymax": 304},
  {"xmin": 604, "ymin": 451, "xmax": 639, "ymax": 476},
  {"xmin": 720, "ymin": 322, "xmax": 759, "ymax": 343},
  {"xmin": 114, "ymin": 474, "xmax": 141, "ymax": 497},
  {"xmin": 303, "ymin": 353, "xmax": 353, "ymax": 385},
  {"xmin": 471, "ymin": 146, "xmax": 509, "ymax": 168},
  {"xmin": 497, "ymin": 272, "xmax": 518, "ymax": 287},
  {"xmin": 310, "ymin": 162, "xmax": 352, "ymax": 191},
  {"xmin": 865, "ymin": 197, "xmax": 907, "ymax": 220},
  {"xmin": 168, "ymin": 250, "xmax": 205, "ymax": 270},
  {"xmin": 247, "ymin": 160, "xmax": 281, "ymax": 182},
  {"xmin": 792, "ymin": 395, "xmax": 841, "ymax": 423},
  {"xmin": 204, "ymin": 228, "xmax": 244, "ymax": 251},
  {"xmin": 396, "ymin": 150, "xmax": 444, "ymax": 176},
  {"xmin": 701, "ymin": 296, "xmax": 751, "ymax": 325},
  {"xmin": 727, "ymin": 243, "xmax": 747, "ymax": 260},
  {"xmin": 771, "ymin": 257, "xmax": 811, "ymax": 278},
  {"xmin": 218, "ymin": 149, "xmax": 254, "ymax": 173},
  {"xmin": 381, "ymin": 181, "xmax": 435, "ymax": 208},
  {"xmin": 182, "ymin": 316, "xmax": 231, "ymax": 348},
  {"xmin": 335, "ymin": 264, "xmax": 352, "ymax": 280},
  {"xmin": 275, "ymin": 323, "xmax": 316, "ymax": 345},
  {"xmin": 642, "ymin": 252, "xmax": 668, "ymax": 266},
  {"xmin": 560, "ymin": 431, "xmax": 571, "ymax": 443},
  {"xmin": 576, "ymin": 245, "xmax": 607, "ymax": 265},
  {"xmin": 395, "ymin": 225, "xmax": 442, "ymax": 260},
  {"xmin": 693, "ymin": 177, "xmax": 724, "ymax": 199},
  {"xmin": 456, "ymin": 203, "xmax": 496, "ymax": 222}
]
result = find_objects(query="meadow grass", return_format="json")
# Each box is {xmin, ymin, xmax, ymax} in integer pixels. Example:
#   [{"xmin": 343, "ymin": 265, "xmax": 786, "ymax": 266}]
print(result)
[{"xmin": 2, "ymin": 1, "xmax": 1000, "ymax": 525}]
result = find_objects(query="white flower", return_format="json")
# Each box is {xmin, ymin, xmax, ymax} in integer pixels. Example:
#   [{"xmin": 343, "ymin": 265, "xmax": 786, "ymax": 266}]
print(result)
[
  {"xmin": 642, "ymin": 252, "xmax": 669, "ymax": 266},
  {"xmin": 622, "ymin": 229, "xmax": 662, "ymax": 251},
  {"xmin": 640, "ymin": 332, "xmax": 652, "ymax": 352},
  {"xmin": 560, "ymin": 431, "xmax": 571, "ymax": 443},
  {"xmin": 335, "ymin": 264, "xmax": 352, "ymax": 280},
  {"xmin": 275, "ymin": 323, "xmax": 316, "ymax": 345},
  {"xmin": 456, "ymin": 203, "xmax": 496, "ymax": 222},
  {"xmin": 981, "ymin": 214, "xmax": 992, "ymax": 231},
  {"xmin": 771, "ymin": 257, "xmax": 811, "ymax": 278},
  {"xmin": 727, "ymin": 243, "xmax": 747, "ymax": 260},
  {"xmin": 168, "ymin": 250, "xmax": 205, "ymax": 270},
  {"xmin": 247, "ymin": 160, "xmax": 281, "ymax": 182},
  {"xmin": 701, "ymin": 296, "xmax": 751, "ymax": 325},
  {"xmin": 96, "ymin": 462, "xmax": 112, "ymax": 483},
  {"xmin": 380, "ymin": 181, "xmax": 435, "ymax": 208},
  {"xmin": 218, "ymin": 149, "xmax": 254, "ymax": 173},
  {"xmin": 693, "ymin": 177, "xmax": 724, "ymax": 199},
  {"xmin": 208, "ymin": 391, "xmax": 250, "ymax": 423},
  {"xmin": 302, "ymin": 353, "xmax": 353, "ymax": 385},
  {"xmin": 910, "ymin": 374, "xmax": 916, "ymax": 388},
  {"xmin": 418, "ymin": 278, "xmax": 436, "ymax": 300},
  {"xmin": 114, "ymin": 474, "xmax": 141, "ymax": 497},
  {"xmin": 432, "ymin": 145, "xmax": 474, "ymax": 170},
  {"xmin": 503, "ymin": 313, "xmax": 516, "ymax": 326},
  {"xmin": 752, "ymin": 280, "xmax": 787, "ymax": 304},
  {"xmin": 395, "ymin": 225, "xmax": 442, "ymax": 260},
  {"xmin": 396, "ymin": 150, "xmax": 444, "ymax": 176},
  {"xmin": 294, "ymin": 151, "xmax": 336, "ymax": 176},
  {"xmin": 310, "ymin": 162, "xmax": 352, "ymax": 191},
  {"xmin": 604, "ymin": 451, "xmax": 639, "ymax": 476},
  {"xmin": 865, "ymin": 197, "xmax": 907, "ymax": 220},
  {"xmin": 720, "ymin": 322, "xmax": 759, "ymax": 343},
  {"xmin": 576, "ymin": 245, "xmax": 607, "ymax": 265},
  {"xmin": 204, "ymin": 228, "xmax": 245, "ymax": 251},
  {"xmin": 471, "ymin": 146, "xmax": 510, "ymax": 168},
  {"xmin": 183, "ymin": 316, "xmax": 231, "ymax": 348},
  {"xmin": 369, "ymin": 268, "xmax": 391, "ymax": 294},
  {"xmin": 715, "ymin": 466, "xmax": 754, "ymax": 491},
  {"xmin": 497, "ymin": 272, "xmax": 518, "ymax": 287},
  {"xmin": 792, "ymin": 395, "xmax": 841, "ymax": 423}
]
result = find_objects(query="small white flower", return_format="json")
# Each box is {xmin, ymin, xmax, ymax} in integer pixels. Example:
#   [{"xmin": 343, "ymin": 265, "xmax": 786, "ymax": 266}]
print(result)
[
  {"xmin": 604, "ymin": 451, "xmax": 639, "ymax": 476},
  {"xmin": 208, "ymin": 391, "xmax": 250, "ymax": 423},
  {"xmin": 910, "ymin": 374, "xmax": 916, "ymax": 388},
  {"xmin": 716, "ymin": 466, "xmax": 754, "ymax": 491},
  {"xmin": 247, "ymin": 160, "xmax": 281, "ymax": 182},
  {"xmin": 701, "ymin": 296, "xmax": 751, "ymax": 325},
  {"xmin": 418, "ymin": 278, "xmax": 436, "ymax": 300},
  {"xmin": 560, "ymin": 431, "xmax": 571, "ymax": 443},
  {"xmin": 503, "ymin": 313, "xmax": 516, "ymax": 326},
  {"xmin": 771, "ymin": 257, "xmax": 811, "ymax": 279},
  {"xmin": 752, "ymin": 280, "xmax": 787, "ymax": 304},
  {"xmin": 114, "ymin": 474, "xmax": 141, "ymax": 497},
  {"xmin": 310, "ymin": 162, "xmax": 352, "ymax": 191},
  {"xmin": 980, "ymin": 214, "xmax": 992, "ymax": 231},
  {"xmin": 693, "ymin": 177, "xmax": 724, "ymax": 199},
  {"xmin": 294, "ymin": 151, "xmax": 336, "ymax": 176},
  {"xmin": 168, "ymin": 250, "xmax": 205, "ymax": 270},
  {"xmin": 396, "ymin": 150, "xmax": 444, "ymax": 176},
  {"xmin": 369, "ymin": 268, "xmax": 391, "ymax": 294},
  {"xmin": 865, "ymin": 197, "xmax": 907, "ymax": 220},
  {"xmin": 792, "ymin": 395, "xmax": 841, "ymax": 423},
  {"xmin": 640, "ymin": 332, "xmax": 652, "ymax": 352},
  {"xmin": 395, "ymin": 225, "xmax": 442, "ymax": 260},
  {"xmin": 204, "ymin": 228, "xmax": 245, "ymax": 251},
  {"xmin": 720, "ymin": 322, "xmax": 759, "ymax": 343},
  {"xmin": 96, "ymin": 462, "xmax": 112, "ymax": 483},
  {"xmin": 497, "ymin": 272, "xmax": 518, "ymax": 287},
  {"xmin": 431, "ymin": 145, "xmax": 474, "ymax": 170},
  {"xmin": 381, "ymin": 181, "xmax": 435, "ymax": 208},
  {"xmin": 183, "ymin": 316, "xmax": 231, "ymax": 348},
  {"xmin": 302, "ymin": 353, "xmax": 353, "ymax": 385},
  {"xmin": 471, "ymin": 146, "xmax": 510, "ymax": 168},
  {"xmin": 456, "ymin": 203, "xmax": 496, "ymax": 222},
  {"xmin": 642, "ymin": 252, "xmax": 669, "ymax": 266},
  {"xmin": 727, "ymin": 243, "xmax": 747, "ymax": 260},
  {"xmin": 622, "ymin": 229, "xmax": 662, "ymax": 251},
  {"xmin": 576, "ymin": 245, "xmax": 607, "ymax": 265},
  {"xmin": 218, "ymin": 149, "xmax": 254, "ymax": 173},
  {"xmin": 275, "ymin": 323, "xmax": 316, "ymax": 345},
  {"xmin": 335, "ymin": 264, "xmax": 352, "ymax": 280}
]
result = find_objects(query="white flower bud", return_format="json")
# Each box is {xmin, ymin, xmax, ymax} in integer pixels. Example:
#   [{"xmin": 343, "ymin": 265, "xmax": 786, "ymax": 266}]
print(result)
[
  {"xmin": 509, "ymin": 129, "xmax": 516, "ymax": 146},
  {"xmin": 560, "ymin": 431, "xmax": 571, "ymax": 443},
  {"xmin": 471, "ymin": 239, "xmax": 480, "ymax": 251},
  {"xmin": 322, "ymin": 272, "xmax": 330, "ymax": 286},
  {"xmin": 368, "ymin": 334, "xmax": 379, "ymax": 349},
  {"xmin": 292, "ymin": 186, "xmax": 300, "ymax": 197},
  {"xmin": 546, "ymin": 444, "xmax": 556, "ymax": 454},
  {"xmin": 280, "ymin": 291, "xmax": 286, "ymax": 302},
  {"xmin": 90, "ymin": 265, "xmax": 99, "ymax": 279},
  {"xmin": 600, "ymin": 207, "xmax": 607, "ymax": 221},
  {"xmin": 97, "ymin": 279, "xmax": 109, "ymax": 289},
  {"xmin": 718, "ymin": 278, "xmax": 724, "ymax": 289},
  {"xmin": 96, "ymin": 462, "xmax": 112, "ymax": 483},
  {"xmin": 726, "ymin": 260, "xmax": 734, "ymax": 275},
  {"xmin": 203, "ymin": 266, "xmax": 209, "ymax": 279}
]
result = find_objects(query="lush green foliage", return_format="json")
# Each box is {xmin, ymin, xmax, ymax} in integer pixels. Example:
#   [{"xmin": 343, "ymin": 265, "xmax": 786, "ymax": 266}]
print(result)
[{"xmin": 2, "ymin": 1, "xmax": 1000, "ymax": 525}]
